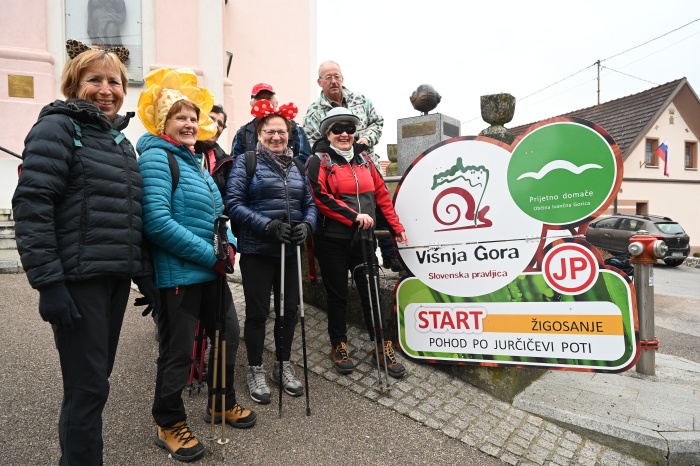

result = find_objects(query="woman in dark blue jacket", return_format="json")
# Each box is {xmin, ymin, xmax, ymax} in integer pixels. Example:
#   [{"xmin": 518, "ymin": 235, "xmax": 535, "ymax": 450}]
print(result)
[{"xmin": 226, "ymin": 100, "xmax": 317, "ymax": 404}]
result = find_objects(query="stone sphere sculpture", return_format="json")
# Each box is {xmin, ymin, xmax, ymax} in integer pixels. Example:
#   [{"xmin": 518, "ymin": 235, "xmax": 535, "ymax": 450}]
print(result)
[{"xmin": 409, "ymin": 84, "xmax": 441, "ymax": 115}]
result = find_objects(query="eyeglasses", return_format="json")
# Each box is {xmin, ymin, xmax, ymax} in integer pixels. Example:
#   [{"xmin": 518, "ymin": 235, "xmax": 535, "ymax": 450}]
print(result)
[
  {"xmin": 321, "ymin": 74, "xmax": 342, "ymax": 82},
  {"xmin": 329, "ymin": 124, "xmax": 356, "ymax": 135},
  {"xmin": 262, "ymin": 129, "xmax": 288, "ymax": 137}
]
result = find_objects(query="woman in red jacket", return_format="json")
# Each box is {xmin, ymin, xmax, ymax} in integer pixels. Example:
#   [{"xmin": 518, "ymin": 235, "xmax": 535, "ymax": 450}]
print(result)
[{"xmin": 306, "ymin": 107, "xmax": 408, "ymax": 379}]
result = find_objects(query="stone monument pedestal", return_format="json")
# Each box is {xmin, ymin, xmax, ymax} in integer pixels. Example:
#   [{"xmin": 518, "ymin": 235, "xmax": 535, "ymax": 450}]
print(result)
[{"xmin": 396, "ymin": 113, "xmax": 460, "ymax": 175}]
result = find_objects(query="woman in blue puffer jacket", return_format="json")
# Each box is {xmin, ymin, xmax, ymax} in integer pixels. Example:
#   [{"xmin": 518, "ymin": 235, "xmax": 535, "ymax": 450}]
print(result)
[
  {"xmin": 136, "ymin": 68, "xmax": 255, "ymax": 462},
  {"xmin": 226, "ymin": 99, "xmax": 317, "ymax": 404}
]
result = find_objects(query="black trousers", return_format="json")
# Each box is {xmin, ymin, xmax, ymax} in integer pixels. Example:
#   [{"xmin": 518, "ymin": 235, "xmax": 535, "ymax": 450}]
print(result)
[
  {"xmin": 240, "ymin": 252, "xmax": 299, "ymax": 365},
  {"xmin": 152, "ymin": 278, "xmax": 240, "ymax": 427},
  {"xmin": 54, "ymin": 277, "xmax": 131, "ymax": 466},
  {"xmin": 313, "ymin": 235, "xmax": 378, "ymax": 346}
]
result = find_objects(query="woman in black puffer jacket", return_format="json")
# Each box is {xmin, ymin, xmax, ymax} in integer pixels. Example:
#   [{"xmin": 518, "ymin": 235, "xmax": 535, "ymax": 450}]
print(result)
[{"xmin": 11, "ymin": 42, "xmax": 158, "ymax": 466}]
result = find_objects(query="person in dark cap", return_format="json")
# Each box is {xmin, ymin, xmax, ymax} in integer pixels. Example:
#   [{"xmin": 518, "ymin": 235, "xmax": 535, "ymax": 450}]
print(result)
[{"xmin": 231, "ymin": 83, "xmax": 310, "ymax": 162}]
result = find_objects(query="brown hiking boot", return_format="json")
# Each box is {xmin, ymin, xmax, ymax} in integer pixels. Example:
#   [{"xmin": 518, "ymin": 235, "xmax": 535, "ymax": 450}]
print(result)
[
  {"xmin": 203, "ymin": 403, "xmax": 257, "ymax": 428},
  {"xmin": 375, "ymin": 340, "xmax": 406, "ymax": 379},
  {"xmin": 154, "ymin": 421, "xmax": 204, "ymax": 462},
  {"xmin": 331, "ymin": 342, "xmax": 354, "ymax": 374}
]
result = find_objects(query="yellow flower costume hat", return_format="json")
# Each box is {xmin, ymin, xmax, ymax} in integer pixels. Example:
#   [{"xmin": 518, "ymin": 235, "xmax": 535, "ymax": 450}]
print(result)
[{"xmin": 137, "ymin": 68, "xmax": 218, "ymax": 141}]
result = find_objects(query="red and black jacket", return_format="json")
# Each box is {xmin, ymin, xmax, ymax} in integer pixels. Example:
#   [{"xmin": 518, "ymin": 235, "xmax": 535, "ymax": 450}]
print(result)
[{"xmin": 307, "ymin": 139, "xmax": 403, "ymax": 240}]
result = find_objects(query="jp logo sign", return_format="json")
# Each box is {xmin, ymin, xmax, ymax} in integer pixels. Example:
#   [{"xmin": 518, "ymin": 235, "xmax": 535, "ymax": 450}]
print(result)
[{"xmin": 542, "ymin": 243, "xmax": 599, "ymax": 294}]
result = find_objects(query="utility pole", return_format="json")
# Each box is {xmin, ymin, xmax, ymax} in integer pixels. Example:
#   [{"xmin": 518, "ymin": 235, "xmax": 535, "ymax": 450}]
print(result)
[{"xmin": 595, "ymin": 60, "xmax": 601, "ymax": 105}]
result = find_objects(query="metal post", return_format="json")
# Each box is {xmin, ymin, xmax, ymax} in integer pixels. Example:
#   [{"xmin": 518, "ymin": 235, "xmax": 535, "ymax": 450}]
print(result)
[
  {"xmin": 629, "ymin": 230, "xmax": 665, "ymax": 376},
  {"xmin": 634, "ymin": 263, "xmax": 655, "ymax": 375}
]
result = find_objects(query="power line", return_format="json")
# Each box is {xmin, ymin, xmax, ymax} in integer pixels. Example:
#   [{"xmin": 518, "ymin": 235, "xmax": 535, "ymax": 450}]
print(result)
[
  {"xmin": 461, "ymin": 17, "xmax": 700, "ymax": 127},
  {"xmin": 601, "ymin": 17, "xmax": 700, "ymax": 62},
  {"xmin": 517, "ymin": 65, "xmax": 594, "ymax": 101},
  {"xmin": 601, "ymin": 66, "xmax": 659, "ymax": 86},
  {"xmin": 607, "ymin": 29, "xmax": 700, "ymax": 74}
]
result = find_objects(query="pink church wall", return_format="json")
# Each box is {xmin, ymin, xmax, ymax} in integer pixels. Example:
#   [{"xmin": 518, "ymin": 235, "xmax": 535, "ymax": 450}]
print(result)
[
  {"xmin": 0, "ymin": 0, "xmax": 316, "ymax": 208},
  {"xmin": 225, "ymin": 0, "xmax": 315, "ymax": 146},
  {"xmin": 0, "ymin": 0, "xmax": 54, "ymax": 206}
]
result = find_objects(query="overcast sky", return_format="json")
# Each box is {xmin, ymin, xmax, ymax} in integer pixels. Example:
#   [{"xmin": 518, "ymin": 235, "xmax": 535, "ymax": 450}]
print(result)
[{"xmin": 316, "ymin": 0, "xmax": 700, "ymax": 159}]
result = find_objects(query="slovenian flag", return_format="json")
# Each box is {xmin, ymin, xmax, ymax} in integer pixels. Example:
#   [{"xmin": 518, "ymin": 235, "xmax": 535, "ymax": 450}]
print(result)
[{"xmin": 655, "ymin": 140, "xmax": 669, "ymax": 177}]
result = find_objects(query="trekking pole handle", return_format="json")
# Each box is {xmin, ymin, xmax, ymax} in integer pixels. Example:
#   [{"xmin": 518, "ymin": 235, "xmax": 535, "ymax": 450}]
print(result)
[{"xmin": 214, "ymin": 215, "xmax": 233, "ymax": 273}]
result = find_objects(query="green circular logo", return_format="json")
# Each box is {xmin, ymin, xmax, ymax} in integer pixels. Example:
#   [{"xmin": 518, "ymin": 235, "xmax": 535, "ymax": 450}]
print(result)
[{"xmin": 507, "ymin": 122, "xmax": 617, "ymax": 225}]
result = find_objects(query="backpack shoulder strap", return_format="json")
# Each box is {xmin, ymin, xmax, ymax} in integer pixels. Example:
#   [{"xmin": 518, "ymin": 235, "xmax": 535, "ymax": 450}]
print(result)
[
  {"xmin": 316, "ymin": 152, "xmax": 339, "ymax": 194},
  {"xmin": 245, "ymin": 150, "xmax": 257, "ymax": 181},
  {"xmin": 165, "ymin": 150, "xmax": 179, "ymax": 194},
  {"xmin": 71, "ymin": 119, "xmax": 84, "ymax": 148},
  {"xmin": 292, "ymin": 158, "xmax": 306, "ymax": 179},
  {"xmin": 70, "ymin": 118, "xmax": 125, "ymax": 147}
]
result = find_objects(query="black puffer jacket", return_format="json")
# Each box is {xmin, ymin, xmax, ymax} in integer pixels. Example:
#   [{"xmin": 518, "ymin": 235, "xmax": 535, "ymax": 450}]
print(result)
[
  {"xmin": 194, "ymin": 140, "xmax": 234, "ymax": 200},
  {"xmin": 12, "ymin": 99, "xmax": 149, "ymax": 289}
]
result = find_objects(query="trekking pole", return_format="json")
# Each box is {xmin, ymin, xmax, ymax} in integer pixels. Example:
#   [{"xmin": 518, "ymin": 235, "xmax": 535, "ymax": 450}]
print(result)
[
  {"xmin": 278, "ymin": 240, "xmax": 285, "ymax": 417},
  {"xmin": 185, "ymin": 322, "xmax": 201, "ymax": 396},
  {"xmin": 357, "ymin": 228, "xmax": 387, "ymax": 392},
  {"xmin": 195, "ymin": 328, "xmax": 207, "ymax": 394},
  {"xmin": 214, "ymin": 215, "xmax": 231, "ymax": 453},
  {"xmin": 366, "ymin": 228, "xmax": 392, "ymax": 392},
  {"xmin": 295, "ymin": 242, "xmax": 311, "ymax": 416},
  {"xmin": 205, "ymin": 320, "xmax": 221, "ymax": 441}
]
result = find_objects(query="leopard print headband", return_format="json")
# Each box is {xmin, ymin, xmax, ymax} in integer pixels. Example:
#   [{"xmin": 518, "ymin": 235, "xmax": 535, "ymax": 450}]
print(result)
[{"xmin": 66, "ymin": 39, "xmax": 129, "ymax": 64}]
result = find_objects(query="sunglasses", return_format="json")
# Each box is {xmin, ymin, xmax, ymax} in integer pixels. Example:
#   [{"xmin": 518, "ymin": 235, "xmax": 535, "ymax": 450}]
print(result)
[{"xmin": 330, "ymin": 124, "xmax": 356, "ymax": 135}]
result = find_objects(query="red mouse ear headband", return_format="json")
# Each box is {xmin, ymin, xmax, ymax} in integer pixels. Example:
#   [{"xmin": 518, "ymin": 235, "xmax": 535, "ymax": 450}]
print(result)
[{"xmin": 251, "ymin": 99, "xmax": 298, "ymax": 120}]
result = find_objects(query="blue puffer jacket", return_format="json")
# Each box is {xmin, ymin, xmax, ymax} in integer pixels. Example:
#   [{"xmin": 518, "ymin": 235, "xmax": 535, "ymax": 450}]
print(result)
[
  {"xmin": 137, "ymin": 133, "xmax": 232, "ymax": 288},
  {"xmin": 226, "ymin": 151, "xmax": 317, "ymax": 257}
]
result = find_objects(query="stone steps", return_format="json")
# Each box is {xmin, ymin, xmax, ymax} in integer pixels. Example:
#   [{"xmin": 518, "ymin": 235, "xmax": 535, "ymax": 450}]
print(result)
[{"xmin": 0, "ymin": 219, "xmax": 16, "ymax": 250}]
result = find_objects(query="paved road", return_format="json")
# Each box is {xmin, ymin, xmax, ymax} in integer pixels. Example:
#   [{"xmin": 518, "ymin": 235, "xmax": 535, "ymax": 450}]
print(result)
[
  {"xmin": 0, "ymin": 273, "xmax": 505, "ymax": 466},
  {"xmin": 2, "ymin": 255, "xmax": 697, "ymax": 465},
  {"xmin": 650, "ymin": 264, "xmax": 700, "ymax": 365}
]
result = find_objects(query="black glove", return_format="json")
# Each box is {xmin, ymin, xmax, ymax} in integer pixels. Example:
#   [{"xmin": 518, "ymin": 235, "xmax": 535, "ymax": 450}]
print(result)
[
  {"xmin": 290, "ymin": 222, "xmax": 311, "ymax": 244},
  {"xmin": 133, "ymin": 276, "xmax": 161, "ymax": 317},
  {"xmin": 265, "ymin": 219, "xmax": 291, "ymax": 244},
  {"xmin": 38, "ymin": 284, "xmax": 81, "ymax": 328}
]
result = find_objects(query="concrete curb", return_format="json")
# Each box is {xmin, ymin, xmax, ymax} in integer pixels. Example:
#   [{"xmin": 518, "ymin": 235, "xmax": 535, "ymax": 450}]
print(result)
[{"xmin": 512, "ymin": 355, "xmax": 700, "ymax": 465}]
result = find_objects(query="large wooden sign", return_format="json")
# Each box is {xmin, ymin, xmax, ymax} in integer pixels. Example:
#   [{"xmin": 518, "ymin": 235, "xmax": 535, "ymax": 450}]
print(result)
[{"xmin": 393, "ymin": 117, "xmax": 638, "ymax": 372}]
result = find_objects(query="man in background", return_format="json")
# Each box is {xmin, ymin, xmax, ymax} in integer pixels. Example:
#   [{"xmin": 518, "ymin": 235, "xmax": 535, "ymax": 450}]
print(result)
[{"xmin": 303, "ymin": 61, "xmax": 404, "ymax": 273}]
